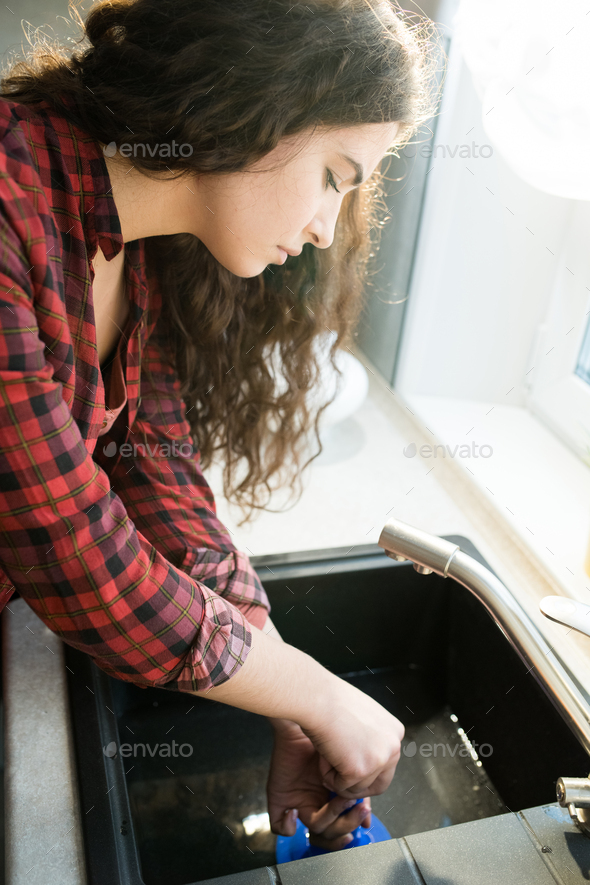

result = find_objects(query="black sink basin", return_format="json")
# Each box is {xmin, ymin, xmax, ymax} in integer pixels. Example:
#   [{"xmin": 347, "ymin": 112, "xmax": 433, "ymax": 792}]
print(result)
[{"xmin": 65, "ymin": 536, "xmax": 590, "ymax": 885}]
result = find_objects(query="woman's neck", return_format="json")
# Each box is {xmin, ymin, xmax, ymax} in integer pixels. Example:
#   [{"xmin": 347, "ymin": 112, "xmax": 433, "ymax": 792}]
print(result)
[{"xmin": 101, "ymin": 146, "xmax": 204, "ymax": 243}]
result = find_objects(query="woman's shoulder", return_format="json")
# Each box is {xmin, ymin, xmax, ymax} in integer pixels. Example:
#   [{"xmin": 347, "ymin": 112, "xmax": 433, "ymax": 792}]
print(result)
[
  {"xmin": 0, "ymin": 97, "xmax": 43, "ymax": 167},
  {"xmin": 0, "ymin": 98, "xmax": 58, "ymax": 243},
  {"xmin": 0, "ymin": 96, "xmax": 75, "ymax": 207},
  {"xmin": 0, "ymin": 96, "xmax": 104, "ymax": 197},
  {"xmin": 0, "ymin": 96, "xmax": 63, "ymax": 156},
  {"xmin": 0, "ymin": 94, "xmax": 80, "ymax": 135}
]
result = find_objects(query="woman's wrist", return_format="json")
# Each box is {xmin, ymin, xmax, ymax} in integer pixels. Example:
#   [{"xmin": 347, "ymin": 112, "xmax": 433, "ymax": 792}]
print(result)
[{"xmin": 266, "ymin": 715, "xmax": 302, "ymax": 736}]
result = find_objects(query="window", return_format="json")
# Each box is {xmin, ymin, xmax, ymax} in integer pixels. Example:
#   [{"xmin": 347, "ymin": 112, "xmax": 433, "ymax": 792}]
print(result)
[
  {"xmin": 355, "ymin": 5, "xmax": 448, "ymax": 387},
  {"xmin": 527, "ymin": 200, "xmax": 590, "ymax": 463}
]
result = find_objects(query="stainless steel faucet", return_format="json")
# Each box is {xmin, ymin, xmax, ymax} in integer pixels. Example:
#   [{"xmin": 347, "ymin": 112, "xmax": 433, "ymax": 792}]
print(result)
[{"xmin": 378, "ymin": 516, "xmax": 590, "ymax": 836}]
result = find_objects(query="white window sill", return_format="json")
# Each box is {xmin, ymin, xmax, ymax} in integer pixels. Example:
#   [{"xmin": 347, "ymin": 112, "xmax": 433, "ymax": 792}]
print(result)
[{"xmin": 397, "ymin": 392, "xmax": 590, "ymax": 603}]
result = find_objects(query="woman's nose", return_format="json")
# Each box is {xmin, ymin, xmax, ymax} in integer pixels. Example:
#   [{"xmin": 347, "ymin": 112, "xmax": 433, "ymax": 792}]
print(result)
[{"xmin": 305, "ymin": 216, "xmax": 337, "ymax": 251}]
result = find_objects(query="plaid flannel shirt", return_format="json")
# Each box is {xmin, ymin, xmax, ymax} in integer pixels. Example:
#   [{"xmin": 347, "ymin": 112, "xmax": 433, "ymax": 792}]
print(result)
[{"xmin": 0, "ymin": 96, "xmax": 271, "ymax": 693}]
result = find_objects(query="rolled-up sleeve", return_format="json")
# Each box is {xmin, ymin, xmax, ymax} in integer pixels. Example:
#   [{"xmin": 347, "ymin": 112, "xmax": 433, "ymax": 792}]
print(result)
[{"xmin": 0, "ymin": 161, "xmax": 267, "ymax": 695}]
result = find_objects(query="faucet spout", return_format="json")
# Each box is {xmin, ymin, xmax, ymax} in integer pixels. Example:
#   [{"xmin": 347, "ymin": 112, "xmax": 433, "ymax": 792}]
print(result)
[
  {"xmin": 378, "ymin": 517, "xmax": 590, "ymax": 759},
  {"xmin": 378, "ymin": 516, "xmax": 590, "ymax": 836}
]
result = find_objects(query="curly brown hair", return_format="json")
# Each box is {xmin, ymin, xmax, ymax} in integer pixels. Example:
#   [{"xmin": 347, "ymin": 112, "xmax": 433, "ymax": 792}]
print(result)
[{"xmin": 1, "ymin": 0, "xmax": 442, "ymax": 523}]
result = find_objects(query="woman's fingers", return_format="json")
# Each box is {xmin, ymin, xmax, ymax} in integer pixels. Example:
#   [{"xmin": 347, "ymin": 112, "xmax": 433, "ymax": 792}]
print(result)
[
  {"xmin": 360, "ymin": 795, "xmax": 372, "ymax": 828},
  {"xmin": 303, "ymin": 794, "xmax": 356, "ymax": 834},
  {"xmin": 309, "ymin": 831, "xmax": 354, "ymax": 851},
  {"xmin": 323, "ymin": 755, "xmax": 400, "ymax": 799},
  {"xmin": 307, "ymin": 796, "xmax": 370, "ymax": 847},
  {"xmin": 306, "ymin": 796, "xmax": 372, "ymax": 850},
  {"xmin": 270, "ymin": 807, "xmax": 299, "ymax": 836}
]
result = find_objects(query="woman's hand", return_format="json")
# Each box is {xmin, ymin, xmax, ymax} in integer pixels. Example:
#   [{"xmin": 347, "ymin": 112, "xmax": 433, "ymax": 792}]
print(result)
[
  {"xmin": 267, "ymin": 719, "xmax": 372, "ymax": 851},
  {"xmin": 300, "ymin": 678, "xmax": 405, "ymax": 800}
]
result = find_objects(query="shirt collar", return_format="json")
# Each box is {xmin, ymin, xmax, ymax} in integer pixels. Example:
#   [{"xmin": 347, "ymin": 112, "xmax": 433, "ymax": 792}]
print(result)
[
  {"xmin": 39, "ymin": 95, "xmax": 150, "ymax": 313},
  {"xmin": 80, "ymin": 137, "xmax": 125, "ymax": 264},
  {"xmin": 77, "ymin": 130, "xmax": 150, "ymax": 315}
]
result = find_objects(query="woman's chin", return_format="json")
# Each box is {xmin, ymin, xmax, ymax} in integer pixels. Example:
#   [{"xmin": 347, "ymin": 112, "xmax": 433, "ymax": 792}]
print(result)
[{"xmin": 214, "ymin": 251, "xmax": 271, "ymax": 278}]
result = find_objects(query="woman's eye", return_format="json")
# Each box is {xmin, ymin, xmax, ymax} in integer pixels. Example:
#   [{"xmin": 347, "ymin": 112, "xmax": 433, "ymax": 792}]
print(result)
[{"xmin": 325, "ymin": 168, "xmax": 341, "ymax": 193}]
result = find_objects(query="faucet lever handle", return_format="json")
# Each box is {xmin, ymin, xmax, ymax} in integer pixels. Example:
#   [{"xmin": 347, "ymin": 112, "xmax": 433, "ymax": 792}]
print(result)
[
  {"xmin": 539, "ymin": 596, "xmax": 590, "ymax": 638},
  {"xmin": 556, "ymin": 776, "xmax": 590, "ymax": 837}
]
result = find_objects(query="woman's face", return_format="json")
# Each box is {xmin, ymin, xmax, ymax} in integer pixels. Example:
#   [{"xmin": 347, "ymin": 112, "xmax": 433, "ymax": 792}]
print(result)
[{"xmin": 193, "ymin": 121, "xmax": 401, "ymax": 278}]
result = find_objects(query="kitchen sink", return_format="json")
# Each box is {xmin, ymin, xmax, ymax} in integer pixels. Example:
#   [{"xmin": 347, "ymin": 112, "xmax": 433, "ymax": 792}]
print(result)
[{"xmin": 65, "ymin": 535, "xmax": 590, "ymax": 885}]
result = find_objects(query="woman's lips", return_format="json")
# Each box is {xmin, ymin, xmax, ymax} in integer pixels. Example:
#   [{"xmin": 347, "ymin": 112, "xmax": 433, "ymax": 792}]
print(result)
[{"xmin": 277, "ymin": 246, "xmax": 302, "ymax": 263}]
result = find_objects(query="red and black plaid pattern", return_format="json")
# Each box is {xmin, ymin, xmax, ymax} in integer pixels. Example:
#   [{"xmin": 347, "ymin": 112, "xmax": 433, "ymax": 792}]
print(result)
[{"xmin": 0, "ymin": 96, "xmax": 270, "ymax": 693}]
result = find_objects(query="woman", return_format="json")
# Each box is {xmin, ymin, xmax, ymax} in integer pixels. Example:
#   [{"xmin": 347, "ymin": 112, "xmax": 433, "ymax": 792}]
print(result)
[{"xmin": 0, "ymin": 0, "xmax": 438, "ymax": 853}]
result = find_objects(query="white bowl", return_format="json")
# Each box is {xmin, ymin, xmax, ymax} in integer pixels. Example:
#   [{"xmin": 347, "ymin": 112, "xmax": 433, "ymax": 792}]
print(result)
[{"xmin": 267, "ymin": 332, "xmax": 369, "ymax": 431}]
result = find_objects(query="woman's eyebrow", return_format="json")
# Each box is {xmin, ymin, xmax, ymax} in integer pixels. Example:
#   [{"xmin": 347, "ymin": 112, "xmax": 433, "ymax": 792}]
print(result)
[{"xmin": 336, "ymin": 153, "xmax": 364, "ymax": 186}]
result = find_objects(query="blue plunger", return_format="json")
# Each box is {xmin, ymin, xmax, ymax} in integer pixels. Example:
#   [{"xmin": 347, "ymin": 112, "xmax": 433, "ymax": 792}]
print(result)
[{"xmin": 275, "ymin": 791, "xmax": 392, "ymax": 862}]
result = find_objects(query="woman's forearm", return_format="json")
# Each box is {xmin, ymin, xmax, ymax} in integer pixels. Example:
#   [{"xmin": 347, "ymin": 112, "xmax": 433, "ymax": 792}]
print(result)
[
  {"xmin": 189, "ymin": 620, "xmax": 335, "ymax": 733},
  {"xmin": 258, "ymin": 616, "xmax": 302, "ymax": 734}
]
